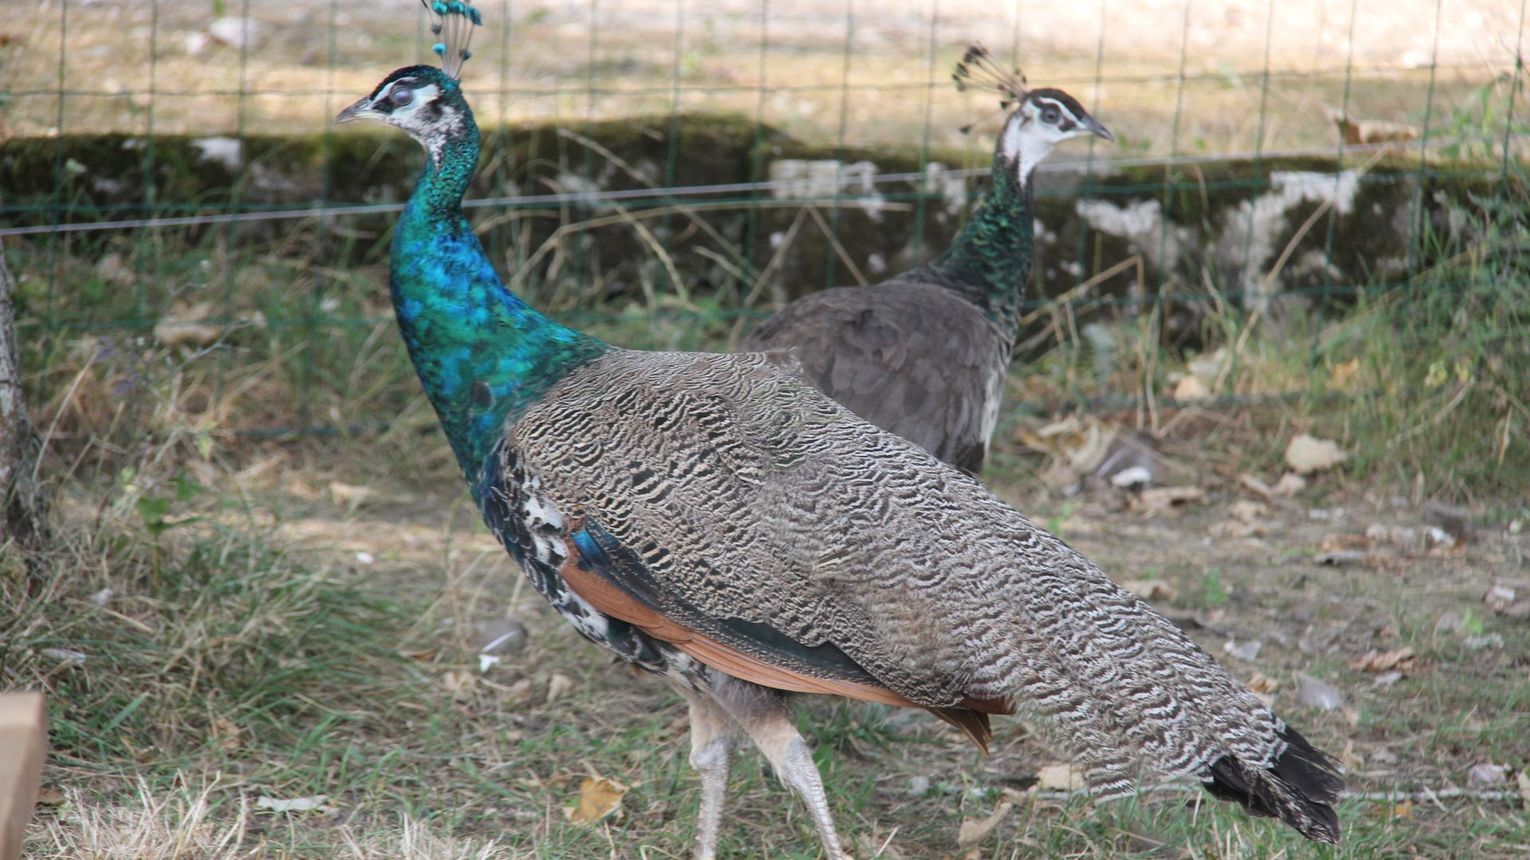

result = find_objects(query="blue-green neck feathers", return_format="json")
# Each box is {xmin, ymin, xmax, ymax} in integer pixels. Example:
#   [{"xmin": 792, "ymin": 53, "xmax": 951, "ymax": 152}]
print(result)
[
  {"xmin": 388, "ymin": 74, "xmax": 606, "ymax": 478},
  {"xmin": 922, "ymin": 148, "xmax": 1034, "ymax": 336}
]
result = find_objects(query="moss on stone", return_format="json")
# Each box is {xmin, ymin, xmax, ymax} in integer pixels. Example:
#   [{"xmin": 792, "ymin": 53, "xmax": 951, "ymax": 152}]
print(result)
[{"xmin": 0, "ymin": 117, "xmax": 1500, "ymax": 324}]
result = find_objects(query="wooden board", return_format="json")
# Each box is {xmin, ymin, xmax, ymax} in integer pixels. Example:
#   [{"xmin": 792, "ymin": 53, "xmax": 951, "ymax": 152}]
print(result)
[{"xmin": 0, "ymin": 693, "xmax": 46, "ymax": 860}]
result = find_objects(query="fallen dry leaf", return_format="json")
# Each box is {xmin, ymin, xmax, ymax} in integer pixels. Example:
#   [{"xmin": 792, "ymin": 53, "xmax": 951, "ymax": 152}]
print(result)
[
  {"xmin": 210, "ymin": 716, "xmax": 241, "ymax": 753},
  {"xmin": 1038, "ymin": 459, "xmax": 1079, "ymax": 489},
  {"xmin": 1246, "ymin": 672, "xmax": 1278, "ymax": 694},
  {"xmin": 1329, "ymin": 357, "xmax": 1361, "ymax": 388},
  {"xmin": 1364, "ymin": 523, "xmax": 1448, "ymax": 556},
  {"xmin": 1121, "ymin": 579, "xmax": 1175, "ymax": 601},
  {"xmin": 566, "ymin": 776, "xmax": 627, "ymax": 825},
  {"xmin": 327, "ymin": 480, "xmax": 373, "ymax": 509},
  {"xmin": 1285, "ymin": 433, "xmax": 1347, "ymax": 475},
  {"xmin": 1171, "ymin": 374, "xmax": 1211, "ymax": 402},
  {"xmin": 1240, "ymin": 471, "xmax": 1306, "ymax": 500},
  {"xmin": 956, "ymin": 800, "xmax": 1012, "ymax": 849},
  {"xmin": 1013, "ymin": 416, "xmax": 1115, "ymax": 475},
  {"xmin": 153, "ymin": 301, "xmax": 223, "ymax": 349},
  {"xmin": 1209, "ymin": 518, "xmax": 1267, "ymax": 539},
  {"xmin": 1318, "ymin": 533, "xmax": 1369, "ymax": 552},
  {"xmin": 1339, "ymin": 740, "xmax": 1364, "ymax": 771},
  {"xmin": 1466, "ymin": 762, "xmax": 1509, "ymax": 784},
  {"xmin": 1228, "ymin": 499, "xmax": 1268, "ymax": 522},
  {"xmin": 441, "ymin": 669, "xmax": 477, "ymax": 699},
  {"xmin": 1210, "ymin": 497, "xmax": 1273, "ymax": 538},
  {"xmin": 1187, "ymin": 346, "xmax": 1230, "ymax": 381},
  {"xmin": 1129, "ymin": 485, "xmax": 1204, "ymax": 515},
  {"xmin": 1238, "ymin": 473, "xmax": 1275, "ymax": 497},
  {"xmin": 1271, "ymin": 472, "xmax": 1308, "ymax": 496},
  {"xmin": 94, "ymin": 252, "xmax": 135, "ymax": 287},
  {"xmin": 1328, "ymin": 109, "xmax": 1421, "ymax": 147},
  {"xmin": 546, "ymin": 672, "xmax": 576, "ymax": 702},
  {"xmin": 1034, "ymin": 762, "xmax": 1085, "ymax": 792},
  {"xmin": 1350, "ymin": 648, "xmax": 1417, "ymax": 673}
]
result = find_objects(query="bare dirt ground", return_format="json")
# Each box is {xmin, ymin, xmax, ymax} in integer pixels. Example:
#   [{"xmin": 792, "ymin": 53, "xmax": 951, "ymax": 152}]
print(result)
[
  {"xmin": 27, "ymin": 448, "xmax": 1517, "ymax": 858},
  {"xmin": 6, "ymin": 0, "xmax": 1522, "ymax": 156},
  {"xmin": 272, "ymin": 458, "xmax": 1530, "ymax": 806}
]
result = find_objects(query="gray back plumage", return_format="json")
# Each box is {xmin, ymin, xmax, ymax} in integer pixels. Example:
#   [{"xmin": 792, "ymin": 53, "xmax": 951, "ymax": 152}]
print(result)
[
  {"xmin": 504, "ymin": 348, "xmax": 1339, "ymax": 839},
  {"xmin": 738, "ymin": 280, "xmax": 1010, "ymax": 474},
  {"xmin": 738, "ymin": 103, "xmax": 1044, "ymax": 476}
]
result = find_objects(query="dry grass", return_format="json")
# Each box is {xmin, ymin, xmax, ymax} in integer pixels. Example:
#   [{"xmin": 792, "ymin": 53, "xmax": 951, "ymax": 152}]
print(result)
[
  {"xmin": 7, "ymin": 209, "xmax": 1530, "ymax": 848},
  {"xmin": 30, "ymin": 775, "xmax": 514, "ymax": 858},
  {"xmin": 5, "ymin": 0, "xmax": 1521, "ymax": 158},
  {"xmin": 7, "ymin": 444, "xmax": 1529, "ymax": 857},
  {"xmin": 6, "ymin": 232, "xmax": 1530, "ymax": 855},
  {"xmin": 32, "ymin": 777, "xmax": 252, "ymax": 859}
]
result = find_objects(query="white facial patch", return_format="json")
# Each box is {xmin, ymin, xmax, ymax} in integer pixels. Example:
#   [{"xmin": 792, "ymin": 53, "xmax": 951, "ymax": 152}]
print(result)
[
  {"xmin": 387, "ymin": 82, "xmax": 441, "ymax": 121},
  {"xmin": 382, "ymin": 82, "xmax": 464, "ymax": 168},
  {"xmin": 1001, "ymin": 100, "xmax": 1085, "ymax": 189}
]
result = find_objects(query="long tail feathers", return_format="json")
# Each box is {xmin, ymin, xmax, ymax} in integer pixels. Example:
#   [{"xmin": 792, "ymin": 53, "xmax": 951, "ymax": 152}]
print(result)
[{"xmin": 1202, "ymin": 723, "xmax": 1344, "ymax": 844}]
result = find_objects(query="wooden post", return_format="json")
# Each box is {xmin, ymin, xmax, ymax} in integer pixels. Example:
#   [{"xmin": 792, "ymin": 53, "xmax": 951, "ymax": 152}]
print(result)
[{"xmin": 0, "ymin": 693, "xmax": 46, "ymax": 860}]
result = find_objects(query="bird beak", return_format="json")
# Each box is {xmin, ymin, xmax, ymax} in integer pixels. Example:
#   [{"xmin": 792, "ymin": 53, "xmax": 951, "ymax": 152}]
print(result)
[
  {"xmin": 335, "ymin": 95, "xmax": 379, "ymax": 125},
  {"xmin": 1084, "ymin": 116, "xmax": 1114, "ymax": 143}
]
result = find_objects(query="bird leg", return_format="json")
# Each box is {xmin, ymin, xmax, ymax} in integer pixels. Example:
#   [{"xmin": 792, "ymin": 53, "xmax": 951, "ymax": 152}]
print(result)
[
  {"xmin": 678, "ymin": 688, "xmax": 734, "ymax": 860},
  {"xmin": 716, "ymin": 685, "xmax": 850, "ymax": 860}
]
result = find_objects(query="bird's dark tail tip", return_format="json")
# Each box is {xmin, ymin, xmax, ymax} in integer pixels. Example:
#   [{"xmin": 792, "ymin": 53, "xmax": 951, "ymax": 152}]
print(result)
[{"xmin": 1203, "ymin": 724, "xmax": 1344, "ymax": 844}]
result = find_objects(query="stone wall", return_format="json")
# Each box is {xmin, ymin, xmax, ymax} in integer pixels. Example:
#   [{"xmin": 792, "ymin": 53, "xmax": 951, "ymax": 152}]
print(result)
[{"xmin": 1, "ymin": 115, "xmax": 1496, "ymax": 330}]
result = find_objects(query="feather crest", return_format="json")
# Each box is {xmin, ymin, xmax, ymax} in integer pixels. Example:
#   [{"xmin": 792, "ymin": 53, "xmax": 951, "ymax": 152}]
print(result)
[
  {"xmin": 423, "ymin": 0, "xmax": 482, "ymax": 80},
  {"xmin": 952, "ymin": 43, "xmax": 1029, "ymax": 134}
]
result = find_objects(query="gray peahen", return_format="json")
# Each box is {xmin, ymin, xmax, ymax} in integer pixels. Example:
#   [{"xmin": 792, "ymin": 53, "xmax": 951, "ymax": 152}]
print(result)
[
  {"xmin": 338, "ymin": 5, "xmax": 1342, "ymax": 858},
  {"xmin": 739, "ymin": 47, "xmax": 1110, "ymax": 474}
]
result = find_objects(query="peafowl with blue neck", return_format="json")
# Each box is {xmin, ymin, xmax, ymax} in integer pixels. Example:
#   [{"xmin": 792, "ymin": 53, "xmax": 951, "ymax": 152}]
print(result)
[
  {"xmin": 739, "ymin": 46, "xmax": 1110, "ymax": 475},
  {"xmin": 338, "ymin": 5, "xmax": 1341, "ymax": 857}
]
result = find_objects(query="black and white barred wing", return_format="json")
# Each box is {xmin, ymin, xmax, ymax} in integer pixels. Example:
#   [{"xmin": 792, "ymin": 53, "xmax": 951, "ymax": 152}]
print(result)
[{"xmin": 507, "ymin": 347, "xmax": 1341, "ymax": 841}]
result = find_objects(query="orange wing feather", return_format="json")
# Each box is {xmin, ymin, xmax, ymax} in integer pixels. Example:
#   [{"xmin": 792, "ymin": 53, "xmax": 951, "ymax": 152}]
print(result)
[{"xmin": 556, "ymin": 551, "xmax": 1010, "ymax": 750}]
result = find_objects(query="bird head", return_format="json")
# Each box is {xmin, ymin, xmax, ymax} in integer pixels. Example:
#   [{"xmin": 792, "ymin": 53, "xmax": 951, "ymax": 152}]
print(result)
[
  {"xmin": 998, "ymin": 88, "xmax": 1112, "ymax": 175},
  {"xmin": 953, "ymin": 45, "xmax": 1111, "ymax": 186},
  {"xmin": 337, "ymin": 66, "xmax": 471, "ymax": 161},
  {"xmin": 335, "ymin": 2, "xmax": 480, "ymax": 165}
]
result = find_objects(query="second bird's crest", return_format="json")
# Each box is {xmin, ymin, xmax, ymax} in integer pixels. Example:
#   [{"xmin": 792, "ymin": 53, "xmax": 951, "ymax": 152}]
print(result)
[{"xmin": 423, "ymin": 0, "xmax": 482, "ymax": 80}]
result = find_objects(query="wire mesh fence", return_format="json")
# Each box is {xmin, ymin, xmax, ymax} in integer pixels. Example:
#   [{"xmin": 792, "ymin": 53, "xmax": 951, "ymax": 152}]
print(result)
[{"xmin": 1, "ymin": 0, "xmax": 1526, "ymax": 446}]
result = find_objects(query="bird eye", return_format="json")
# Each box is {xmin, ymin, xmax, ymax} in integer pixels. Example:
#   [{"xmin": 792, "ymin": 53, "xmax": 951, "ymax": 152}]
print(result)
[
  {"xmin": 389, "ymin": 86, "xmax": 415, "ymax": 107},
  {"xmin": 1042, "ymin": 106, "xmax": 1060, "ymax": 123}
]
